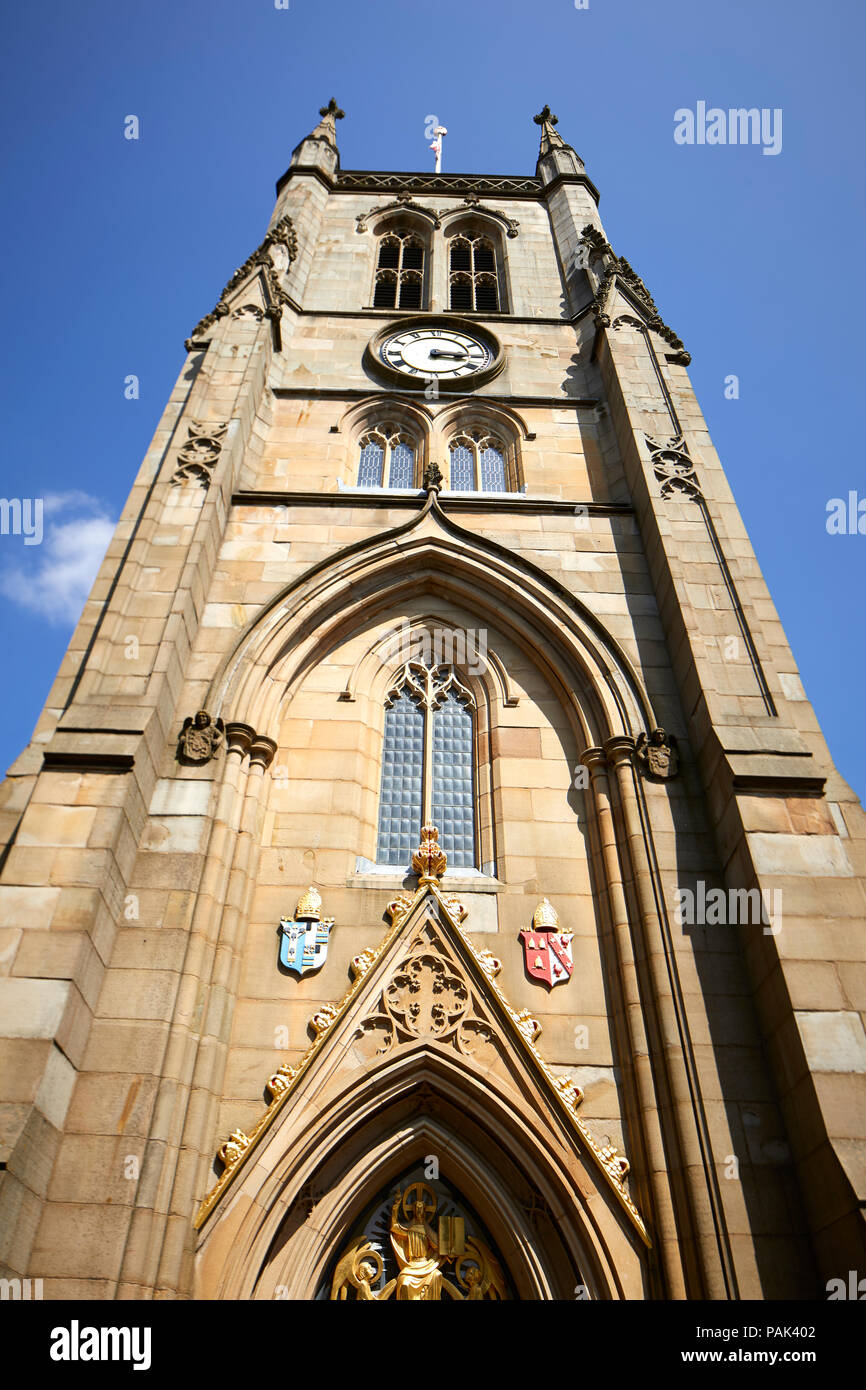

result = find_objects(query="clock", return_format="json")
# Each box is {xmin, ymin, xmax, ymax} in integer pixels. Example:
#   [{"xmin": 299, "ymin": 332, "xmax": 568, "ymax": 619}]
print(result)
[{"xmin": 366, "ymin": 316, "xmax": 504, "ymax": 390}]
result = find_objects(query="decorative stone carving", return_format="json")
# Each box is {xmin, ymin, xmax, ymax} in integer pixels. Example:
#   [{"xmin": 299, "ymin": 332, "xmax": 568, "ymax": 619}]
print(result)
[
  {"xmin": 355, "ymin": 196, "xmax": 441, "ymax": 233},
  {"xmin": 223, "ymin": 722, "xmax": 277, "ymax": 771},
  {"xmin": 423, "ymin": 461, "xmax": 443, "ymax": 494},
  {"xmin": 580, "ymin": 224, "xmax": 690, "ymax": 361},
  {"xmin": 636, "ymin": 728, "xmax": 679, "ymax": 780},
  {"xmin": 178, "ymin": 710, "xmax": 225, "ymax": 764},
  {"xmin": 386, "ymin": 952, "xmax": 469, "ymax": 1041},
  {"xmin": 337, "ymin": 171, "xmax": 541, "ymax": 197},
  {"xmin": 186, "ymin": 214, "xmax": 298, "ymax": 349},
  {"xmin": 533, "ymin": 104, "xmax": 565, "ymax": 155},
  {"xmin": 455, "ymin": 1019, "xmax": 498, "ymax": 1064},
  {"xmin": 645, "ymin": 432, "xmax": 703, "ymax": 502},
  {"xmin": 195, "ymin": 824, "xmax": 646, "ymax": 1243},
  {"xmin": 435, "ymin": 194, "xmax": 520, "ymax": 238},
  {"xmin": 170, "ymin": 420, "xmax": 229, "ymax": 487},
  {"xmin": 231, "ymin": 303, "xmax": 264, "ymax": 320},
  {"xmin": 612, "ymin": 314, "xmax": 646, "ymax": 333},
  {"xmin": 311, "ymin": 97, "xmax": 345, "ymax": 145}
]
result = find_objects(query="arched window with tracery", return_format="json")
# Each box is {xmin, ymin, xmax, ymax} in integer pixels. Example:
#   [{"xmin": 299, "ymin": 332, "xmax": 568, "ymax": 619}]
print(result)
[
  {"xmin": 449, "ymin": 233, "xmax": 500, "ymax": 312},
  {"xmin": 377, "ymin": 661, "xmax": 476, "ymax": 868},
  {"xmin": 373, "ymin": 232, "xmax": 425, "ymax": 309},
  {"xmin": 447, "ymin": 428, "xmax": 509, "ymax": 492},
  {"xmin": 356, "ymin": 422, "xmax": 417, "ymax": 488}
]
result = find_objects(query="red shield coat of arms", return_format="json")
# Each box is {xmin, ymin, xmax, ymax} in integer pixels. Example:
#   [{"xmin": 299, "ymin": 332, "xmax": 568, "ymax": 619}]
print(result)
[{"xmin": 520, "ymin": 899, "xmax": 573, "ymax": 989}]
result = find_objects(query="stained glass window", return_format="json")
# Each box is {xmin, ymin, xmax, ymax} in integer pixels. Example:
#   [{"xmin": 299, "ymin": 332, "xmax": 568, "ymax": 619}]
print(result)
[
  {"xmin": 447, "ymin": 430, "xmax": 509, "ymax": 492},
  {"xmin": 376, "ymin": 662, "xmax": 476, "ymax": 868},
  {"xmin": 388, "ymin": 442, "xmax": 415, "ymax": 488},
  {"xmin": 357, "ymin": 425, "xmax": 416, "ymax": 489},
  {"xmin": 432, "ymin": 693, "xmax": 475, "ymax": 867},
  {"xmin": 479, "ymin": 444, "xmax": 506, "ymax": 491},
  {"xmin": 357, "ymin": 439, "xmax": 385, "ymax": 487},
  {"xmin": 377, "ymin": 693, "xmax": 424, "ymax": 866},
  {"xmin": 449, "ymin": 443, "xmax": 474, "ymax": 491}
]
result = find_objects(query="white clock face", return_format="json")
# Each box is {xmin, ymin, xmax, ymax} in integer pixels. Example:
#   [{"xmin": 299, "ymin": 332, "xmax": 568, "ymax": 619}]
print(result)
[{"xmin": 380, "ymin": 328, "xmax": 492, "ymax": 380}]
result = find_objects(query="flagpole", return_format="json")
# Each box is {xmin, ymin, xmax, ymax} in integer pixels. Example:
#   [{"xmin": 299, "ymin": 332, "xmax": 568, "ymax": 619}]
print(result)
[{"xmin": 432, "ymin": 124, "xmax": 447, "ymax": 173}]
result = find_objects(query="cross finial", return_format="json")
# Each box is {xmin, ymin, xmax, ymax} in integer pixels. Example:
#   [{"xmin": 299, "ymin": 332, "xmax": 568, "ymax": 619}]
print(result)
[
  {"xmin": 319, "ymin": 98, "xmax": 345, "ymax": 122},
  {"xmin": 533, "ymin": 105, "xmax": 558, "ymax": 128}
]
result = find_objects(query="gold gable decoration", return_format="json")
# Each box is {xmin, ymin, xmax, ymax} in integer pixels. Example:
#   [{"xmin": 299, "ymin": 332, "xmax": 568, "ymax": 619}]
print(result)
[
  {"xmin": 195, "ymin": 827, "xmax": 647, "ymax": 1244},
  {"xmin": 411, "ymin": 823, "xmax": 447, "ymax": 884}
]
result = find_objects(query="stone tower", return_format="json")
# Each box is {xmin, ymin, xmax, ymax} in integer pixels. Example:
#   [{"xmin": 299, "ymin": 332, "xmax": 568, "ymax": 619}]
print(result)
[{"xmin": 1, "ymin": 100, "xmax": 863, "ymax": 1302}]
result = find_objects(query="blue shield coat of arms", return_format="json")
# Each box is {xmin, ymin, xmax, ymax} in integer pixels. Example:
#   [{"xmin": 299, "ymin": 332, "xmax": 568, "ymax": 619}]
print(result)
[{"xmin": 279, "ymin": 887, "xmax": 334, "ymax": 977}]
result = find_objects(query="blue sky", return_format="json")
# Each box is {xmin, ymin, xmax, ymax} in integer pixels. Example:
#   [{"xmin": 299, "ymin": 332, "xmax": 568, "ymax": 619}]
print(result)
[{"xmin": 1, "ymin": 0, "xmax": 864, "ymax": 800}]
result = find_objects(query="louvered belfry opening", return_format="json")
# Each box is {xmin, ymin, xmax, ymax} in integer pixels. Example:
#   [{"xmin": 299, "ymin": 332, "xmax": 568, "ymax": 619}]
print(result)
[
  {"xmin": 449, "ymin": 234, "xmax": 500, "ymax": 312},
  {"xmin": 374, "ymin": 232, "xmax": 425, "ymax": 309}
]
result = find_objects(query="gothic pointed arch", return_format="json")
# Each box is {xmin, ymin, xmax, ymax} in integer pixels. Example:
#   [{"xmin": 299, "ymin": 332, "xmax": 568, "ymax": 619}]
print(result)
[
  {"xmin": 204, "ymin": 494, "xmax": 657, "ymax": 748},
  {"xmin": 194, "ymin": 871, "xmax": 650, "ymax": 1300}
]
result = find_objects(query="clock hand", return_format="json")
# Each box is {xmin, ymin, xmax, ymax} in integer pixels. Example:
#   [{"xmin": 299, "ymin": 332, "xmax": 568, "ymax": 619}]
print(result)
[{"xmin": 428, "ymin": 348, "xmax": 468, "ymax": 359}]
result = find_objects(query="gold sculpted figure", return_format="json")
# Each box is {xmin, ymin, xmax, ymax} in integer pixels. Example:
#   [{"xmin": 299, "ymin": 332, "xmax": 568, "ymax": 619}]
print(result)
[
  {"xmin": 389, "ymin": 1183, "xmax": 462, "ymax": 1300},
  {"xmin": 330, "ymin": 1182, "xmax": 508, "ymax": 1300},
  {"xmin": 330, "ymin": 1238, "xmax": 396, "ymax": 1301},
  {"xmin": 456, "ymin": 1238, "xmax": 508, "ymax": 1300}
]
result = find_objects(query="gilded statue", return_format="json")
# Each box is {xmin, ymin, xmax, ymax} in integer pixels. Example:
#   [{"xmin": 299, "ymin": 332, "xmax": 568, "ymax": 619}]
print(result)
[
  {"xmin": 330, "ymin": 1238, "xmax": 396, "ymax": 1301},
  {"xmin": 389, "ymin": 1183, "xmax": 462, "ymax": 1301},
  {"xmin": 329, "ymin": 1182, "xmax": 508, "ymax": 1301}
]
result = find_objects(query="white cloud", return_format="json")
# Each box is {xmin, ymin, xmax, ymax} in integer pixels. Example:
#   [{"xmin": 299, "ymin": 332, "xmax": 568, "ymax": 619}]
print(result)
[{"xmin": 0, "ymin": 491, "xmax": 116, "ymax": 625}]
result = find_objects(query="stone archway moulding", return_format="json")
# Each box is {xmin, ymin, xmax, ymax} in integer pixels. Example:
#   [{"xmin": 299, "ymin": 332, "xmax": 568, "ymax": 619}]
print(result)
[
  {"xmin": 193, "ymin": 868, "xmax": 651, "ymax": 1301},
  {"xmin": 205, "ymin": 491, "xmax": 658, "ymax": 749}
]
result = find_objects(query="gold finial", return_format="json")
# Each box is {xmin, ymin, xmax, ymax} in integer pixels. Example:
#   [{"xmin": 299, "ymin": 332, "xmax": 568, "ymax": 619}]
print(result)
[
  {"xmin": 295, "ymin": 885, "xmax": 322, "ymax": 921},
  {"xmin": 411, "ymin": 824, "xmax": 447, "ymax": 883},
  {"xmin": 532, "ymin": 897, "xmax": 560, "ymax": 931}
]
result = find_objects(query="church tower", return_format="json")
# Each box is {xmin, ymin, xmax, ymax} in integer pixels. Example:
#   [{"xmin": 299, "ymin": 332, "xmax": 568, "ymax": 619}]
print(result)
[{"xmin": 1, "ymin": 100, "xmax": 864, "ymax": 1301}]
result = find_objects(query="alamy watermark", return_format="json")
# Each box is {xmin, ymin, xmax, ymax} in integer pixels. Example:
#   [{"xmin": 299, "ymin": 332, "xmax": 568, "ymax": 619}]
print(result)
[
  {"xmin": 0, "ymin": 1277, "xmax": 43, "ymax": 1300},
  {"xmin": 674, "ymin": 882, "xmax": 782, "ymax": 935},
  {"xmin": 674, "ymin": 103, "xmax": 782, "ymax": 156},
  {"xmin": 0, "ymin": 497, "xmax": 43, "ymax": 545},
  {"xmin": 826, "ymin": 492, "xmax": 866, "ymax": 535},
  {"xmin": 380, "ymin": 621, "xmax": 488, "ymax": 676}
]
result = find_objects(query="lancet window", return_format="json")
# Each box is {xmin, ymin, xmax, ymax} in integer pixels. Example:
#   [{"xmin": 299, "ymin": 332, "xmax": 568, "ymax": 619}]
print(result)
[
  {"xmin": 447, "ymin": 428, "xmax": 508, "ymax": 492},
  {"xmin": 377, "ymin": 661, "xmax": 475, "ymax": 868},
  {"xmin": 356, "ymin": 422, "xmax": 417, "ymax": 488}
]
